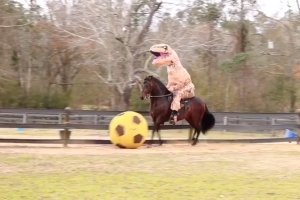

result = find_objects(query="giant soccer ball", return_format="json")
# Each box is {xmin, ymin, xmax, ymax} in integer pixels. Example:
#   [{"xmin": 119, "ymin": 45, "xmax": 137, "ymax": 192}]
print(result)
[{"xmin": 109, "ymin": 111, "xmax": 149, "ymax": 149}]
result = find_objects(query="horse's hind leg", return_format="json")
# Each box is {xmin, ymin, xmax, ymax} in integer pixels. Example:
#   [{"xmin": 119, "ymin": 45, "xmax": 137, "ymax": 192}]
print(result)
[
  {"xmin": 190, "ymin": 129, "xmax": 197, "ymax": 144},
  {"xmin": 185, "ymin": 117, "xmax": 200, "ymax": 145},
  {"xmin": 192, "ymin": 126, "xmax": 201, "ymax": 146},
  {"xmin": 147, "ymin": 129, "xmax": 156, "ymax": 147}
]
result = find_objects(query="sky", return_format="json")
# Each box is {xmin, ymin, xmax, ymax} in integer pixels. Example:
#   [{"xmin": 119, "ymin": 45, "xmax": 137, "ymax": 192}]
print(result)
[
  {"xmin": 17, "ymin": 0, "xmax": 299, "ymax": 19},
  {"xmin": 257, "ymin": 0, "xmax": 299, "ymax": 17}
]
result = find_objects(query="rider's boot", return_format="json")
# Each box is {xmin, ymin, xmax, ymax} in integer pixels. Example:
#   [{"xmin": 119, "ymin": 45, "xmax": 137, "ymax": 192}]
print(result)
[{"xmin": 169, "ymin": 110, "xmax": 179, "ymax": 125}]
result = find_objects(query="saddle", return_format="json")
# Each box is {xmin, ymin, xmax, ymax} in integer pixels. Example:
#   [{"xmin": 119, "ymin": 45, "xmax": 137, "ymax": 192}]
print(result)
[{"xmin": 168, "ymin": 95, "xmax": 194, "ymax": 110}]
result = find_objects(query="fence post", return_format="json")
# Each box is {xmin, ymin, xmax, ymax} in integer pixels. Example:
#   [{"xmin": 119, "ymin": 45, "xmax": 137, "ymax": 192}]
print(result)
[
  {"xmin": 22, "ymin": 113, "xmax": 27, "ymax": 124},
  {"xmin": 58, "ymin": 114, "xmax": 63, "ymax": 124},
  {"xmin": 271, "ymin": 118, "xmax": 276, "ymax": 136},
  {"xmin": 179, "ymin": 120, "xmax": 183, "ymax": 133},
  {"xmin": 223, "ymin": 116, "xmax": 228, "ymax": 133},
  {"xmin": 93, "ymin": 115, "xmax": 98, "ymax": 125},
  {"xmin": 59, "ymin": 107, "xmax": 72, "ymax": 147},
  {"xmin": 296, "ymin": 109, "xmax": 300, "ymax": 144}
]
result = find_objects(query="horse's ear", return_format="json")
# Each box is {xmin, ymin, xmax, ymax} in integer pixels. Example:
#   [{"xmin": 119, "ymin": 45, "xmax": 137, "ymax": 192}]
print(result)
[{"xmin": 145, "ymin": 75, "xmax": 152, "ymax": 80}]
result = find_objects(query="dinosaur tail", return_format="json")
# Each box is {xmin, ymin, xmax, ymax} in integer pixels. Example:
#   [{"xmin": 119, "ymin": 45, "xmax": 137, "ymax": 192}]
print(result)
[{"xmin": 201, "ymin": 104, "xmax": 215, "ymax": 135}]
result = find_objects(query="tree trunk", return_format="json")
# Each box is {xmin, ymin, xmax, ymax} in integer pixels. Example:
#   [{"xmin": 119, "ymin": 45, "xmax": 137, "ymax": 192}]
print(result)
[
  {"xmin": 112, "ymin": 86, "xmax": 132, "ymax": 111},
  {"xmin": 289, "ymin": 82, "xmax": 297, "ymax": 112},
  {"xmin": 110, "ymin": 86, "xmax": 116, "ymax": 111},
  {"xmin": 289, "ymin": 90, "xmax": 296, "ymax": 112},
  {"xmin": 118, "ymin": 87, "xmax": 132, "ymax": 111},
  {"xmin": 225, "ymin": 77, "xmax": 231, "ymax": 111},
  {"xmin": 205, "ymin": 22, "xmax": 214, "ymax": 104}
]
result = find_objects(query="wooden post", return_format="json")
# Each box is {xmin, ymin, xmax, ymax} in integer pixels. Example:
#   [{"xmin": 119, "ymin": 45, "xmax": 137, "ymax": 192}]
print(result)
[
  {"xmin": 60, "ymin": 107, "xmax": 72, "ymax": 147},
  {"xmin": 223, "ymin": 116, "xmax": 228, "ymax": 133},
  {"xmin": 179, "ymin": 120, "xmax": 184, "ymax": 133},
  {"xmin": 58, "ymin": 114, "xmax": 63, "ymax": 124},
  {"xmin": 271, "ymin": 118, "xmax": 276, "ymax": 136},
  {"xmin": 296, "ymin": 109, "xmax": 300, "ymax": 145},
  {"xmin": 93, "ymin": 115, "xmax": 98, "ymax": 125},
  {"xmin": 22, "ymin": 113, "xmax": 27, "ymax": 124}
]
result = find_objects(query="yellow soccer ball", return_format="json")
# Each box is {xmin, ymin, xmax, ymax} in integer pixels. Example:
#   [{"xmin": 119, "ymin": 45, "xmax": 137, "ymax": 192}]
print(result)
[{"xmin": 109, "ymin": 111, "xmax": 149, "ymax": 149}]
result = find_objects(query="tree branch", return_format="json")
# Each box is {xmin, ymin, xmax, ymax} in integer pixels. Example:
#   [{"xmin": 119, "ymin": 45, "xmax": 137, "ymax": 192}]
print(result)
[
  {"xmin": 54, "ymin": 25, "xmax": 107, "ymax": 48},
  {"xmin": 143, "ymin": 54, "xmax": 153, "ymax": 69},
  {"xmin": 133, "ymin": 68, "xmax": 158, "ymax": 77},
  {"xmin": 135, "ymin": 1, "xmax": 162, "ymax": 45},
  {"xmin": 0, "ymin": 21, "xmax": 33, "ymax": 28}
]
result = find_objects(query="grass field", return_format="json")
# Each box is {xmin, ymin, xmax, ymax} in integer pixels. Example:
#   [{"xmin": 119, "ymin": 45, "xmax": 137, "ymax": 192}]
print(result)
[{"xmin": 0, "ymin": 143, "xmax": 299, "ymax": 200}]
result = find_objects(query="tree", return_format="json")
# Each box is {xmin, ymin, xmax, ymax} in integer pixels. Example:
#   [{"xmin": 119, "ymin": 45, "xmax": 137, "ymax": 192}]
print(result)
[{"xmin": 53, "ymin": 0, "xmax": 163, "ymax": 110}]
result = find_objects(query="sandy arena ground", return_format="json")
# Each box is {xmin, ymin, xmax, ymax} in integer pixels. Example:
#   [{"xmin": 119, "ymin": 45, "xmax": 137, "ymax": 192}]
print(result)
[{"xmin": 0, "ymin": 142, "xmax": 299, "ymax": 156}]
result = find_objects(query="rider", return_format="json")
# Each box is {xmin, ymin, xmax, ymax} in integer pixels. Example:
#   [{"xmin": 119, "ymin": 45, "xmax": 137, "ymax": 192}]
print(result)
[{"xmin": 149, "ymin": 44, "xmax": 195, "ymax": 124}]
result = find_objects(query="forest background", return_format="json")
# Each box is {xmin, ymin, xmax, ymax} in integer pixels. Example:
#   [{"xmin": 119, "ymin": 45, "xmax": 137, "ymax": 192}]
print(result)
[{"xmin": 1, "ymin": 0, "xmax": 300, "ymax": 112}]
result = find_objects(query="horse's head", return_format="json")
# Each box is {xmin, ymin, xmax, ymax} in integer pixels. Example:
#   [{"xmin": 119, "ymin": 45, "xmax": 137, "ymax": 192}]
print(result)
[
  {"xmin": 140, "ymin": 76, "xmax": 153, "ymax": 100},
  {"xmin": 140, "ymin": 75, "xmax": 170, "ymax": 100}
]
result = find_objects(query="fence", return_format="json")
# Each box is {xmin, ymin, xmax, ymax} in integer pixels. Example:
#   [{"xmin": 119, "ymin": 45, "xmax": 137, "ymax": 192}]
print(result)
[{"xmin": 0, "ymin": 108, "xmax": 299, "ymax": 146}]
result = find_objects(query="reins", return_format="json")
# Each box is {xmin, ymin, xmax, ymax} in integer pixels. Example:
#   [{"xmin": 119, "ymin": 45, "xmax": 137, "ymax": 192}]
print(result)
[
  {"xmin": 142, "ymin": 76, "xmax": 172, "ymax": 99},
  {"xmin": 150, "ymin": 93, "xmax": 172, "ymax": 98},
  {"xmin": 143, "ymin": 93, "xmax": 172, "ymax": 100}
]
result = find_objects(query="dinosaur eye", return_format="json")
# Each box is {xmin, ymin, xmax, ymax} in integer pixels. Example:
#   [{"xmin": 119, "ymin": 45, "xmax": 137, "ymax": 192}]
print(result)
[{"xmin": 164, "ymin": 45, "xmax": 168, "ymax": 50}]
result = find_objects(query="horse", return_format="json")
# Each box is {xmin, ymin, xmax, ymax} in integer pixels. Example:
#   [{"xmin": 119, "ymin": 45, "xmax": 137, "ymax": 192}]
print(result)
[{"xmin": 140, "ymin": 75, "xmax": 215, "ymax": 146}]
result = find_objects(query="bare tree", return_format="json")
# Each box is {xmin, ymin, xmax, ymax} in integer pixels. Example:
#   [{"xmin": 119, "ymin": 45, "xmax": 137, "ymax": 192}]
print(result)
[{"xmin": 51, "ymin": 0, "xmax": 164, "ymax": 110}]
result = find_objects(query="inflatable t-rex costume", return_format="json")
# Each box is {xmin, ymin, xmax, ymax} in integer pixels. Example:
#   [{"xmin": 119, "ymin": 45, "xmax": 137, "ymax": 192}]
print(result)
[{"xmin": 149, "ymin": 44, "xmax": 195, "ymax": 123}]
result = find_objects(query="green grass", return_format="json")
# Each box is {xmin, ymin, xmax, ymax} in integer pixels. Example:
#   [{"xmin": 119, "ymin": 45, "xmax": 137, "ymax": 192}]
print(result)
[{"xmin": 0, "ymin": 149, "xmax": 299, "ymax": 200}]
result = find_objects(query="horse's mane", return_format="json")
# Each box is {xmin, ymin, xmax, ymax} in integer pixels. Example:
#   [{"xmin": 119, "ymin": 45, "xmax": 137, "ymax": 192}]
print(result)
[{"xmin": 144, "ymin": 76, "xmax": 170, "ymax": 94}]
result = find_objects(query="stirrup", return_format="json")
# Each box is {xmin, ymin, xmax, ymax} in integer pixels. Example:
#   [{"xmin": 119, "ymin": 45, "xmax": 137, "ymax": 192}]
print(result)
[
  {"xmin": 169, "ymin": 115, "xmax": 177, "ymax": 125},
  {"xmin": 169, "ymin": 110, "xmax": 178, "ymax": 125}
]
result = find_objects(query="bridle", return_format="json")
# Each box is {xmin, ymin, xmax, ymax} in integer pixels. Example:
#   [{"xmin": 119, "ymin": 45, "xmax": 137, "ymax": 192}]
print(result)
[
  {"xmin": 142, "ymin": 81, "xmax": 172, "ymax": 100},
  {"xmin": 143, "ymin": 93, "xmax": 172, "ymax": 100}
]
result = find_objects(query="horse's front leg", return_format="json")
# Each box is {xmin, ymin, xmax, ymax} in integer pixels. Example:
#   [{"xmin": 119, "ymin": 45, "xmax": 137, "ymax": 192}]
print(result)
[
  {"xmin": 156, "ymin": 116, "xmax": 166, "ymax": 146},
  {"xmin": 148, "ymin": 120, "xmax": 162, "ymax": 147},
  {"xmin": 151, "ymin": 123, "xmax": 163, "ymax": 146},
  {"xmin": 148, "ymin": 121, "xmax": 163, "ymax": 147}
]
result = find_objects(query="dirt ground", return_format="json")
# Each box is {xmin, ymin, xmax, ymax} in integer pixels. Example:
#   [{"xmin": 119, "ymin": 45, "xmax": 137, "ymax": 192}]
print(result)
[{"xmin": 0, "ymin": 142, "xmax": 299, "ymax": 156}]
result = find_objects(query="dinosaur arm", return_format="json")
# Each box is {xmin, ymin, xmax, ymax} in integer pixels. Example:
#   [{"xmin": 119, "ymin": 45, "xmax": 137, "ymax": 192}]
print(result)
[
  {"xmin": 166, "ymin": 83, "xmax": 174, "ymax": 92},
  {"xmin": 171, "ymin": 71, "xmax": 191, "ymax": 90},
  {"xmin": 172, "ymin": 82, "xmax": 185, "ymax": 91},
  {"xmin": 167, "ymin": 81, "xmax": 184, "ymax": 92}
]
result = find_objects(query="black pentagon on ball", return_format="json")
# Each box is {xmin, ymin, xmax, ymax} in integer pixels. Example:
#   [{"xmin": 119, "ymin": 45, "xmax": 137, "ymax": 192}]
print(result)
[
  {"xmin": 116, "ymin": 143, "xmax": 126, "ymax": 149},
  {"xmin": 133, "ymin": 116, "xmax": 141, "ymax": 124},
  {"xmin": 115, "ymin": 125, "xmax": 125, "ymax": 136},
  {"xmin": 133, "ymin": 134, "xmax": 143, "ymax": 143}
]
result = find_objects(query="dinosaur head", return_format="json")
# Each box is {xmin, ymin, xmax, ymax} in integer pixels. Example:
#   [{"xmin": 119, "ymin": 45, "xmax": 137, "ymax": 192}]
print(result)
[{"xmin": 149, "ymin": 44, "xmax": 179, "ymax": 66}]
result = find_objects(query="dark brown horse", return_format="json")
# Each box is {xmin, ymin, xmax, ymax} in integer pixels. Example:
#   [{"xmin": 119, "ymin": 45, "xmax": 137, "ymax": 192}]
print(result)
[{"xmin": 140, "ymin": 75, "xmax": 215, "ymax": 146}]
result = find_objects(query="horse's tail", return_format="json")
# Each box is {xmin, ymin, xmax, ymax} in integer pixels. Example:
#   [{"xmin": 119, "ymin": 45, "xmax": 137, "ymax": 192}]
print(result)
[{"xmin": 201, "ymin": 104, "xmax": 215, "ymax": 135}]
